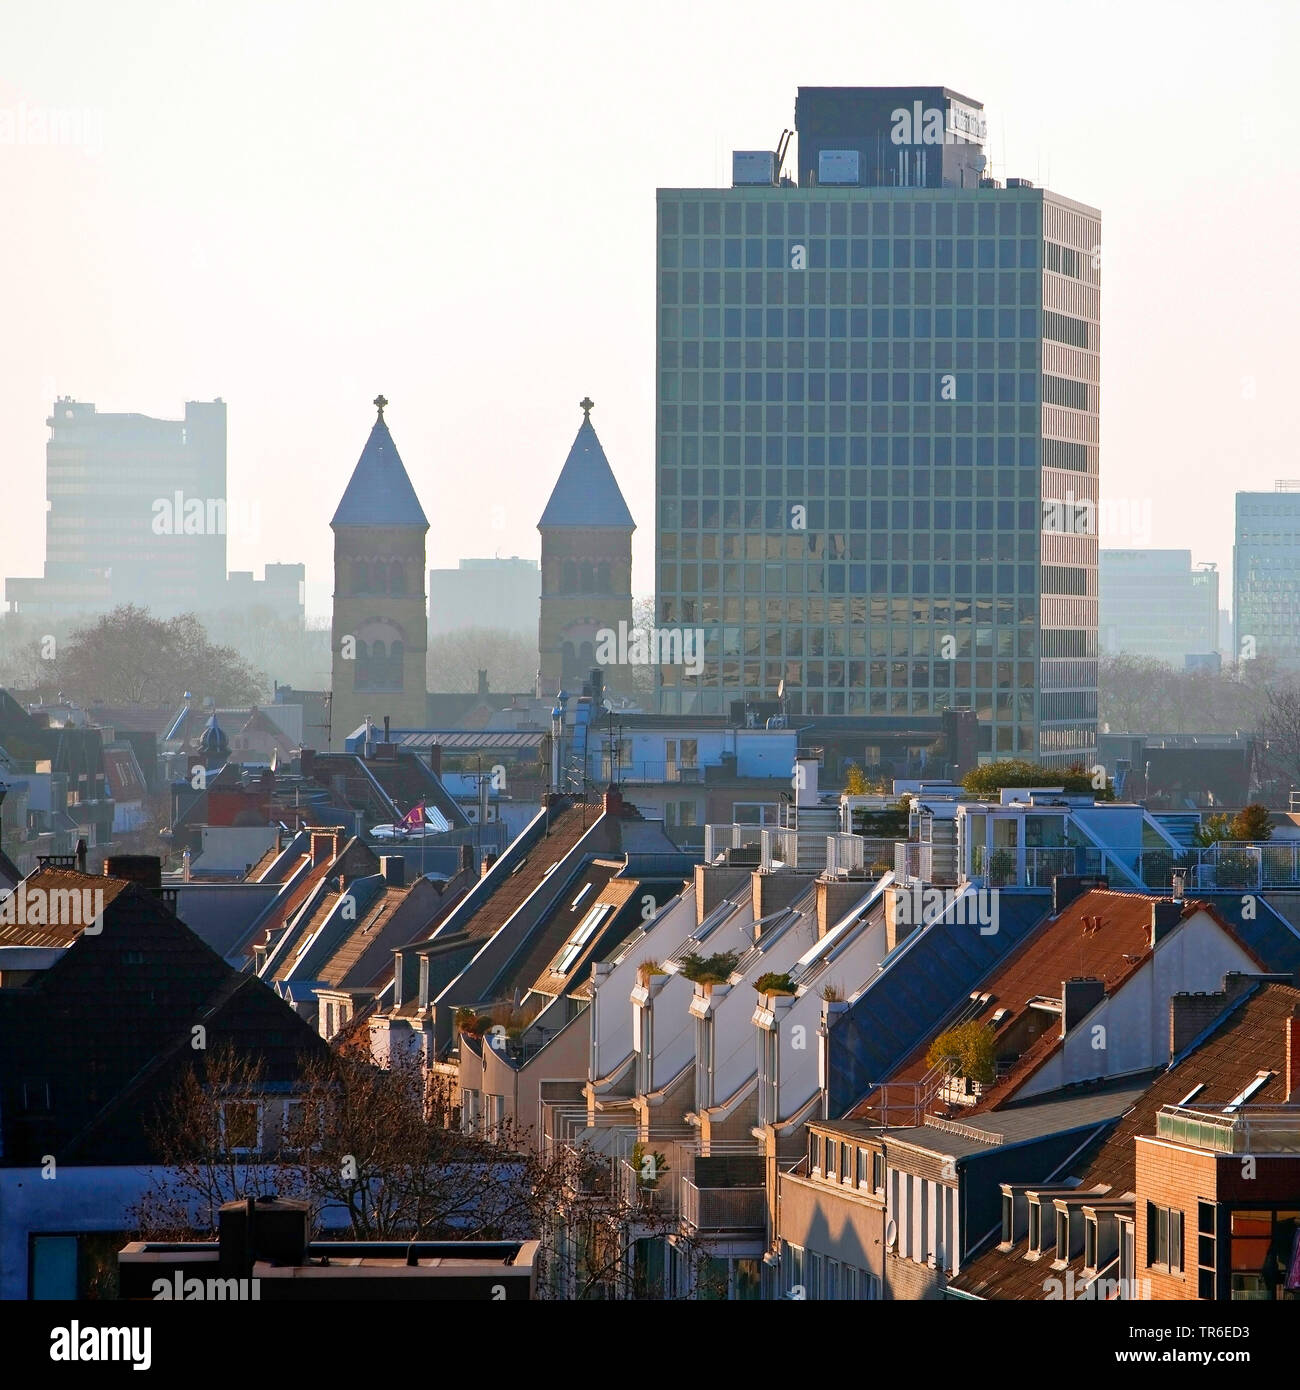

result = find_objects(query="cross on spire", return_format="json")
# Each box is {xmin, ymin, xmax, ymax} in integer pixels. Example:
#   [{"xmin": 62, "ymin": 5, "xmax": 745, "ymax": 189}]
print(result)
[
  {"xmin": 579, "ymin": 396, "xmax": 594, "ymax": 418},
  {"xmin": 374, "ymin": 394, "xmax": 388, "ymax": 420}
]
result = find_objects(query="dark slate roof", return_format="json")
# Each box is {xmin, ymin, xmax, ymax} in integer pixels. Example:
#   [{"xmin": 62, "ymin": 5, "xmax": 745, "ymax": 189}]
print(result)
[
  {"xmin": 331, "ymin": 413, "xmax": 428, "ymax": 529},
  {"xmin": 827, "ymin": 891, "xmax": 1050, "ymax": 1117},
  {"xmin": 537, "ymin": 417, "xmax": 635, "ymax": 531}
]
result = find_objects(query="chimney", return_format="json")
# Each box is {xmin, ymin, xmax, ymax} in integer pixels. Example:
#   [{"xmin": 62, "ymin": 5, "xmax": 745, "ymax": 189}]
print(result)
[
  {"xmin": 428, "ymin": 744, "xmax": 442, "ymax": 776},
  {"xmin": 218, "ymin": 1196, "xmax": 308, "ymax": 1277},
  {"xmin": 383, "ymin": 715, "xmax": 391, "ymax": 743},
  {"xmin": 300, "ymin": 748, "xmax": 316, "ymax": 778},
  {"xmin": 380, "ymin": 854, "xmax": 405, "ymax": 887},
  {"xmin": 1169, "ymin": 973, "xmax": 1261, "ymax": 1057},
  {"xmin": 603, "ymin": 784, "xmax": 625, "ymax": 817},
  {"xmin": 1053, "ymin": 875, "xmax": 1108, "ymax": 916},
  {"xmin": 75, "ymin": 837, "xmax": 88, "ymax": 874},
  {"xmin": 458, "ymin": 842, "xmax": 474, "ymax": 875},
  {"xmin": 102, "ymin": 854, "xmax": 161, "ymax": 890},
  {"xmin": 311, "ymin": 830, "xmax": 339, "ymax": 866},
  {"xmin": 1062, "ymin": 976, "xmax": 1106, "ymax": 1033},
  {"xmin": 1151, "ymin": 899, "xmax": 1183, "ymax": 946},
  {"xmin": 477, "ymin": 669, "xmax": 489, "ymax": 699},
  {"xmin": 480, "ymin": 851, "xmax": 498, "ymax": 879}
]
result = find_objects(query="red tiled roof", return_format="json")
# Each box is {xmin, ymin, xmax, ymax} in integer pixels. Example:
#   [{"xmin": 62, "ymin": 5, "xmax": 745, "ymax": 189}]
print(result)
[
  {"xmin": 853, "ymin": 889, "xmax": 1266, "ymax": 1122},
  {"xmin": 0, "ymin": 868, "xmax": 136, "ymax": 948},
  {"xmin": 949, "ymin": 980, "xmax": 1300, "ymax": 1300}
]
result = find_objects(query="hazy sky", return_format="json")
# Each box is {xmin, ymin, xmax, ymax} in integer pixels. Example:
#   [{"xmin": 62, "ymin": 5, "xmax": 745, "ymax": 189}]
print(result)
[{"xmin": 2, "ymin": 0, "xmax": 1297, "ymax": 622}]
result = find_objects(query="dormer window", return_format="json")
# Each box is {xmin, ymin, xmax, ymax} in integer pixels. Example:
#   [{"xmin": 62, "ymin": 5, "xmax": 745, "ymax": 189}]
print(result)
[
  {"xmin": 1055, "ymin": 1208, "xmax": 1070, "ymax": 1264},
  {"xmin": 1028, "ymin": 1200, "xmax": 1043, "ymax": 1254},
  {"xmin": 808, "ymin": 1130, "xmax": 820, "ymax": 1174},
  {"xmin": 1001, "ymin": 1192, "xmax": 1014, "ymax": 1245},
  {"xmin": 1085, "ymin": 1216, "xmax": 1098, "ymax": 1271}
]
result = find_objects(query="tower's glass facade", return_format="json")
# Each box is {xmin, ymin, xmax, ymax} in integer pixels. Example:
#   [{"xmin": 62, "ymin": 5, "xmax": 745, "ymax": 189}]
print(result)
[{"xmin": 654, "ymin": 179, "xmax": 1100, "ymax": 765}]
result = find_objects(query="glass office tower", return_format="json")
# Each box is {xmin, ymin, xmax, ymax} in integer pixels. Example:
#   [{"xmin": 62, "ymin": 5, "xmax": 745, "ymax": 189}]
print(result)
[{"xmin": 654, "ymin": 87, "xmax": 1100, "ymax": 765}]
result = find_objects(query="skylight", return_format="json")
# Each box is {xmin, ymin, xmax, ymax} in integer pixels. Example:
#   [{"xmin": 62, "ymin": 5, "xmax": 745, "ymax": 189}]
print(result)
[
  {"xmin": 1224, "ymin": 1072, "xmax": 1274, "ymax": 1113},
  {"xmin": 554, "ymin": 902, "xmax": 613, "ymax": 974}
]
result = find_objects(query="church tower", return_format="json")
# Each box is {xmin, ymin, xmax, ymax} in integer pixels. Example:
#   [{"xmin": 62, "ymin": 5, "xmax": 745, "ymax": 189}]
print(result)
[
  {"xmin": 537, "ymin": 398, "xmax": 636, "ymax": 695},
  {"xmin": 329, "ymin": 396, "xmax": 429, "ymax": 749}
]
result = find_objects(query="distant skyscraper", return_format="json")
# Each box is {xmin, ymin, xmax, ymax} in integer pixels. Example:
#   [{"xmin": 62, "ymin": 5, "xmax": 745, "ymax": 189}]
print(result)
[
  {"xmin": 537, "ymin": 399, "xmax": 635, "ymax": 694},
  {"xmin": 329, "ymin": 397, "xmax": 429, "ymax": 748},
  {"xmin": 6, "ymin": 397, "xmax": 227, "ymax": 619},
  {"xmin": 1233, "ymin": 484, "xmax": 1300, "ymax": 667},
  {"xmin": 1099, "ymin": 550, "xmax": 1218, "ymax": 667},
  {"xmin": 655, "ymin": 86, "xmax": 1101, "ymax": 765},
  {"xmin": 428, "ymin": 557, "xmax": 540, "ymax": 640}
]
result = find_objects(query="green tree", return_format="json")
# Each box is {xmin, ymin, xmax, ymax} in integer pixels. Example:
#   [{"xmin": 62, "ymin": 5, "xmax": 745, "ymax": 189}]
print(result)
[
  {"xmin": 926, "ymin": 1022, "xmax": 996, "ymax": 1085},
  {"xmin": 961, "ymin": 759, "xmax": 1111, "ymax": 799},
  {"xmin": 1228, "ymin": 803, "xmax": 1273, "ymax": 842}
]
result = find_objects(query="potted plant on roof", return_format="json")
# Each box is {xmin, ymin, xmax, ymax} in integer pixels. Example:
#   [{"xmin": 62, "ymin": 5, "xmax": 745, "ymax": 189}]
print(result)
[
  {"xmin": 680, "ymin": 950, "xmax": 739, "ymax": 995},
  {"xmin": 754, "ymin": 970, "xmax": 796, "ymax": 999}
]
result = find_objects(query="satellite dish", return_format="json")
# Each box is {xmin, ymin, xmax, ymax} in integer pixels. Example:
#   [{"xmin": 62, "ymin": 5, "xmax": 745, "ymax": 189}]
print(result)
[{"xmin": 885, "ymin": 1218, "xmax": 898, "ymax": 1250}]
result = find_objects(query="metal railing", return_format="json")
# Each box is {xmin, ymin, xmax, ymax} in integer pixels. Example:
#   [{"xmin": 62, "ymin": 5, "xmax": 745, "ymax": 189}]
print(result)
[
  {"xmin": 964, "ymin": 841, "xmax": 1300, "ymax": 892},
  {"xmin": 680, "ymin": 1178, "xmax": 766, "ymax": 1232},
  {"xmin": 1156, "ymin": 1105, "xmax": 1300, "ymax": 1155},
  {"xmin": 826, "ymin": 833, "xmax": 866, "ymax": 876},
  {"xmin": 760, "ymin": 827, "xmax": 799, "ymax": 869}
]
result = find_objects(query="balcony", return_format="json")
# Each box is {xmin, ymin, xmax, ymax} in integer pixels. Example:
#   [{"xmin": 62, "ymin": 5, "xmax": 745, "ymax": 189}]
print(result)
[
  {"xmin": 1155, "ymin": 1105, "xmax": 1300, "ymax": 1155},
  {"xmin": 680, "ymin": 1178, "xmax": 765, "ymax": 1232}
]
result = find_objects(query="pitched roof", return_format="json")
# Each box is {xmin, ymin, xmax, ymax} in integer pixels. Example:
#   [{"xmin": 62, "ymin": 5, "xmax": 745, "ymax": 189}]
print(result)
[
  {"xmin": 537, "ymin": 415, "xmax": 635, "ymax": 530},
  {"xmin": 848, "ymin": 889, "xmax": 1263, "ymax": 1119},
  {"xmin": 0, "ymin": 868, "xmax": 136, "ymax": 948},
  {"xmin": 330, "ymin": 409, "xmax": 428, "ymax": 529},
  {"xmin": 949, "ymin": 980, "xmax": 1300, "ymax": 1300}
]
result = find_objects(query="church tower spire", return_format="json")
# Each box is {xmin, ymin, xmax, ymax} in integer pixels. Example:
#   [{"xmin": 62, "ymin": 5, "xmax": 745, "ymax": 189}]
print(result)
[
  {"xmin": 329, "ymin": 396, "xmax": 429, "ymax": 748},
  {"xmin": 537, "ymin": 398, "xmax": 635, "ymax": 694}
]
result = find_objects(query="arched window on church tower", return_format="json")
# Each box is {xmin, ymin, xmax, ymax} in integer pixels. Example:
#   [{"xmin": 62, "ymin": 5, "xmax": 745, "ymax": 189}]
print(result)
[
  {"xmin": 596, "ymin": 561, "xmax": 610, "ymax": 592},
  {"xmin": 354, "ymin": 560, "xmax": 369, "ymax": 593},
  {"xmin": 563, "ymin": 560, "xmax": 578, "ymax": 592},
  {"xmin": 390, "ymin": 564, "xmax": 406, "ymax": 595},
  {"xmin": 580, "ymin": 563, "xmax": 594, "ymax": 593}
]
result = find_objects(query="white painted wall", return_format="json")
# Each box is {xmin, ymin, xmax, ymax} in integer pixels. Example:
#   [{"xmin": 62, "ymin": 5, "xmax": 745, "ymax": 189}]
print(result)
[{"xmin": 1018, "ymin": 910, "xmax": 1260, "ymax": 1100}]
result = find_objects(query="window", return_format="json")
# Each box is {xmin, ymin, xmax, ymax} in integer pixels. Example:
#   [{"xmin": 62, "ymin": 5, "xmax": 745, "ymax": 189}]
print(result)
[
  {"xmin": 1225, "ymin": 1072, "xmax": 1274, "ymax": 1112},
  {"xmin": 1198, "ymin": 1201, "xmax": 1217, "ymax": 1300},
  {"xmin": 857, "ymin": 1147, "xmax": 869, "ymax": 1188},
  {"xmin": 872, "ymin": 1150, "xmax": 885, "ymax": 1193},
  {"xmin": 1028, "ymin": 1200, "xmax": 1042, "ymax": 1254},
  {"xmin": 1147, "ymin": 1202, "xmax": 1184, "ymax": 1274},
  {"xmin": 1055, "ymin": 1209, "xmax": 1070, "ymax": 1263},
  {"xmin": 825, "ymin": 1136, "xmax": 837, "ymax": 1180},
  {"xmin": 1085, "ymin": 1217, "xmax": 1098, "ymax": 1271},
  {"xmin": 554, "ymin": 902, "xmax": 613, "ymax": 974},
  {"xmin": 808, "ymin": 1130, "xmax": 820, "ymax": 1173},
  {"xmin": 840, "ymin": 1142, "xmax": 852, "ymax": 1182},
  {"xmin": 282, "ymin": 1099, "xmax": 324, "ymax": 1154},
  {"xmin": 220, "ymin": 1100, "xmax": 264, "ymax": 1156},
  {"xmin": 826, "ymin": 1258, "xmax": 840, "ymax": 1300},
  {"xmin": 807, "ymin": 1251, "xmax": 824, "ymax": 1300},
  {"xmin": 1001, "ymin": 1192, "xmax": 1014, "ymax": 1246}
]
